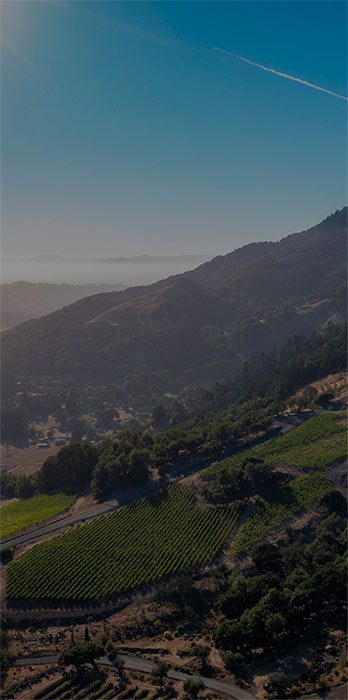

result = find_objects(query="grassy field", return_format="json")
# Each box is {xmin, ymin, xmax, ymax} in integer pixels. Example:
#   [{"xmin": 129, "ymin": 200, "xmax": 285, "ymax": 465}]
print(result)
[
  {"xmin": 0, "ymin": 493, "xmax": 75, "ymax": 538},
  {"xmin": 6, "ymin": 485, "xmax": 241, "ymax": 606}
]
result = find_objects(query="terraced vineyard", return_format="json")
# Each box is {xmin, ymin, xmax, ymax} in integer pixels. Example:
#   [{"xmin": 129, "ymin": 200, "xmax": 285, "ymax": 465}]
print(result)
[
  {"xmin": 6, "ymin": 666, "xmax": 191, "ymax": 700},
  {"xmin": 256, "ymin": 412, "xmax": 346, "ymax": 469},
  {"xmin": 30, "ymin": 673, "xmax": 159, "ymax": 700},
  {"xmin": 0, "ymin": 493, "xmax": 75, "ymax": 538},
  {"xmin": 34, "ymin": 677, "xmax": 121, "ymax": 699},
  {"xmin": 204, "ymin": 412, "xmax": 346, "ymax": 558},
  {"xmin": 207, "ymin": 411, "xmax": 346, "ymax": 477},
  {"xmin": 231, "ymin": 472, "xmax": 334, "ymax": 557},
  {"xmin": 6, "ymin": 485, "xmax": 240, "ymax": 607}
]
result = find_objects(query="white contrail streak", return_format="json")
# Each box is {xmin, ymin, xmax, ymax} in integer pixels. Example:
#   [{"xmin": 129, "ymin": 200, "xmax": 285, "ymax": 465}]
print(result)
[{"xmin": 214, "ymin": 47, "xmax": 348, "ymax": 101}]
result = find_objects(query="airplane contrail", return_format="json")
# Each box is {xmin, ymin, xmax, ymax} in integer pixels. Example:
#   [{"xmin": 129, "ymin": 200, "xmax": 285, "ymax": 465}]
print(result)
[{"xmin": 214, "ymin": 47, "xmax": 348, "ymax": 101}]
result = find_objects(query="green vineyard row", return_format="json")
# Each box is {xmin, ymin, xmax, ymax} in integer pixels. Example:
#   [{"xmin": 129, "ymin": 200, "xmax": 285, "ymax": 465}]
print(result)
[
  {"xmin": 0, "ymin": 493, "xmax": 75, "ymax": 539},
  {"xmin": 206, "ymin": 411, "xmax": 346, "ymax": 476},
  {"xmin": 7, "ymin": 485, "xmax": 241, "ymax": 606},
  {"xmin": 231, "ymin": 472, "xmax": 334, "ymax": 557}
]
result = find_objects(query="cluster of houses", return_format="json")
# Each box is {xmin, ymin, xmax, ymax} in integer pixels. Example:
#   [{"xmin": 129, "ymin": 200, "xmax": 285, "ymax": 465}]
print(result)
[{"xmin": 37, "ymin": 435, "xmax": 70, "ymax": 449}]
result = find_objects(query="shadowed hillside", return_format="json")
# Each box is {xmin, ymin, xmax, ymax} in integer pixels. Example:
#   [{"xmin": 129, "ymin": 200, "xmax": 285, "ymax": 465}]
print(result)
[
  {"xmin": 0, "ymin": 281, "xmax": 125, "ymax": 329},
  {"xmin": 2, "ymin": 208, "xmax": 346, "ymax": 385}
]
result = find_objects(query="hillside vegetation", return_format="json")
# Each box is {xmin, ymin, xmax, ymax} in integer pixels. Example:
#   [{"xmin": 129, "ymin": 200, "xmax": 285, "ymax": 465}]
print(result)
[
  {"xmin": 2, "ymin": 325, "xmax": 346, "ymax": 504},
  {"xmin": 257, "ymin": 412, "xmax": 346, "ymax": 469},
  {"xmin": 207, "ymin": 411, "xmax": 347, "ymax": 477},
  {"xmin": 6, "ymin": 407, "xmax": 346, "ymax": 609},
  {"xmin": 230, "ymin": 472, "xmax": 334, "ymax": 557},
  {"xmin": 199, "ymin": 410, "xmax": 346, "ymax": 560},
  {"xmin": 2, "ymin": 208, "xmax": 346, "ymax": 387}
]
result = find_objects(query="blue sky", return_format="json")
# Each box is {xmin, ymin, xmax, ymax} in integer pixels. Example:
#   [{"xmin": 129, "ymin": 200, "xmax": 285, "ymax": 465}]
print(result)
[{"xmin": 1, "ymin": 1, "xmax": 347, "ymax": 259}]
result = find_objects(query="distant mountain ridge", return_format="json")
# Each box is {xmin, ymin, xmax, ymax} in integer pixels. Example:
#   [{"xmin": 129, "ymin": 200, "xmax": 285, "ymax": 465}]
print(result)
[
  {"xmin": 2, "ymin": 208, "xmax": 346, "ymax": 386},
  {"xmin": 5, "ymin": 254, "xmax": 208, "ymax": 264},
  {"xmin": 1, "ymin": 281, "xmax": 125, "ymax": 329}
]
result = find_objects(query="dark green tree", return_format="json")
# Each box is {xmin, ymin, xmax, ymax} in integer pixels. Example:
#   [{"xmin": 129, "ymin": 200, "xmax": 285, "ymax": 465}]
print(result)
[
  {"xmin": 183, "ymin": 677, "xmax": 205, "ymax": 697},
  {"xmin": 15, "ymin": 475, "xmax": 35, "ymax": 499},
  {"xmin": 267, "ymin": 671, "xmax": 287, "ymax": 695},
  {"xmin": 151, "ymin": 661, "xmax": 168, "ymax": 687},
  {"xmin": 59, "ymin": 641, "xmax": 103, "ymax": 672},
  {"xmin": 152, "ymin": 404, "xmax": 168, "ymax": 431},
  {"xmin": 113, "ymin": 655, "xmax": 125, "ymax": 677}
]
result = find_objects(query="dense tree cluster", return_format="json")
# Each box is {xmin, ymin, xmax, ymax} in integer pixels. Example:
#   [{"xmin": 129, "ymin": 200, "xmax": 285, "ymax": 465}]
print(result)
[
  {"xmin": 59, "ymin": 641, "xmax": 104, "ymax": 672},
  {"xmin": 1, "ymin": 405, "xmax": 26, "ymax": 442},
  {"xmin": 187, "ymin": 324, "xmax": 347, "ymax": 419},
  {"xmin": 214, "ymin": 498, "xmax": 347, "ymax": 656},
  {"xmin": 205, "ymin": 456, "xmax": 279, "ymax": 503},
  {"xmin": 1, "ymin": 326, "xmax": 346, "ymax": 503},
  {"xmin": 91, "ymin": 435, "xmax": 151, "ymax": 500},
  {"xmin": 0, "ymin": 444, "xmax": 99, "ymax": 499},
  {"xmin": 38, "ymin": 444, "xmax": 99, "ymax": 493}
]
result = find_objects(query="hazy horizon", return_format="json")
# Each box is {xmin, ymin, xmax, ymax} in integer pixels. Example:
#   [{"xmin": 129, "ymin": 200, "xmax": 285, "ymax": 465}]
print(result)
[
  {"xmin": 1, "ymin": 254, "xmax": 211, "ymax": 285},
  {"xmin": 2, "ymin": 206, "xmax": 346, "ymax": 284}
]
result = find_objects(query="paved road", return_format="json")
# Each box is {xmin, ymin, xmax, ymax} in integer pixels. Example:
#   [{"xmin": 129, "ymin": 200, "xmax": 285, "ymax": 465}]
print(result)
[
  {"xmin": 13, "ymin": 653, "xmax": 255, "ymax": 699},
  {"xmin": 1, "ymin": 499, "xmax": 120, "ymax": 550},
  {"xmin": 1, "ymin": 434, "xmax": 288, "ymax": 550},
  {"xmin": 12, "ymin": 652, "xmax": 348, "ymax": 700},
  {"xmin": 1, "ymin": 412, "xmax": 320, "ymax": 551}
]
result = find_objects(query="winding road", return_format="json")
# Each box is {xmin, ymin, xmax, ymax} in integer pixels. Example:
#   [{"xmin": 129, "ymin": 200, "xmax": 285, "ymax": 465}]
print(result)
[
  {"xmin": 11, "ymin": 652, "xmax": 348, "ymax": 700},
  {"xmin": 12, "ymin": 652, "xmax": 255, "ymax": 699}
]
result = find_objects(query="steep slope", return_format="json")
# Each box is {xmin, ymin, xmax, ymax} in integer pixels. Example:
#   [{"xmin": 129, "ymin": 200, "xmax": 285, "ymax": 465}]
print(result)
[
  {"xmin": 1, "ymin": 208, "xmax": 346, "ymax": 384},
  {"xmin": 1, "ymin": 278, "xmax": 233, "ymax": 381},
  {"xmin": 89, "ymin": 278, "xmax": 231, "ymax": 327},
  {"xmin": 186, "ymin": 208, "xmax": 347, "ymax": 312}
]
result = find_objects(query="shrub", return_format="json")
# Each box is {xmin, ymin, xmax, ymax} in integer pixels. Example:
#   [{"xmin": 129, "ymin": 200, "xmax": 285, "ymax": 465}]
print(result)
[
  {"xmin": 183, "ymin": 677, "xmax": 205, "ymax": 697},
  {"xmin": 224, "ymin": 651, "xmax": 244, "ymax": 672},
  {"xmin": 268, "ymin": 671, "xmax": 287, "ymax": 695}
]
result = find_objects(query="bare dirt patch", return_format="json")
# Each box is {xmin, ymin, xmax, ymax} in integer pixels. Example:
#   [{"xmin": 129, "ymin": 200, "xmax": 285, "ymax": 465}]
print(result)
[
  {"xmin": 295, "ymin": 372, "xmax": 348, "ymax": 400},
  {"xmin": 0, "ymin": 443, "xmax": 60, "ymax": 476}
]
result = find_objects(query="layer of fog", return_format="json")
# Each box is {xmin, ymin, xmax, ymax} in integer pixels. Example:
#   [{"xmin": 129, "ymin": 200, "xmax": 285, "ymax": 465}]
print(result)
[{"xmin": 2, "ymin": 256, "xmax": 209, "ymax": 286}]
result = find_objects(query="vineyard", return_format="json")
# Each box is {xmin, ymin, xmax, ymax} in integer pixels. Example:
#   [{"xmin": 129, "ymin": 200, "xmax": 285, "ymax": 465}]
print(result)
[
  {"xmin": 256, "ymin": 412, "xmax": 346, "ymax": 469},
  {"xmin": 33, "ymin": 676, "xmax": 152, "ymax": 700},
  {"xmin": 5, "ymin": 669, "xmax": 170, "ymax": 700},
  {"xmin": 231, "ymin": 472, "xmax": 334, "ymax": 557},
  {"xmin": 6, "ymin": 485, "xmax": 241, "ymax": 607},
  {"xmin": 0, "ymin": 493, "xmax": 75, "ymax": 539},
  {"xmin": 207, "ymin": 411, "xmax": 346, "ymax": 477}
]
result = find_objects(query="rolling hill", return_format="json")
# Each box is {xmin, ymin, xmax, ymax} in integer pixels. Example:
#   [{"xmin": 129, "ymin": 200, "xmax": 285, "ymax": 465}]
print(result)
[
  {"xmin": 1, "ymin": 208, "xmax": 346, "ymax": 385},
  {"xmin": 0, "ymin": 281, "xmax": 125, "ymax": 329}
]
